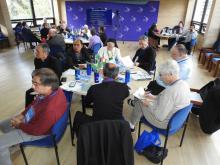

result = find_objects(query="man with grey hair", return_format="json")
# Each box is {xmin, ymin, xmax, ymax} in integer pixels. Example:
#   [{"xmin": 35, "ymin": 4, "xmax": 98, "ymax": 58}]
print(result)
[
  {"xmin": 147, "ymin": 44, "xmax": 192, "ymax": 95},
  {"xmin": 129, "ymin": 60, "xmax": 190, "ymax": 131},
  {"xmin": 0, "ymin": 68, "xmax": 67, "ymax": 165},
  {"xmin": 25, "ymin": 43, "xmax": 62, "ymax": 107},
  {"xmin": 47, "ymin": 28, "xmax": 66, "ymax": 51},
  {"xmin": 132, "ymin": 35, "xmax": 156, "ymax": 72}
]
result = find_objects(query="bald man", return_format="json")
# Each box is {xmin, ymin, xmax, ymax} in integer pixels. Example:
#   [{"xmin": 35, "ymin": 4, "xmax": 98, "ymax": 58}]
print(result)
[{"xmin": 47, "ymin": 28, "xmax": 66, "ymax": 51}]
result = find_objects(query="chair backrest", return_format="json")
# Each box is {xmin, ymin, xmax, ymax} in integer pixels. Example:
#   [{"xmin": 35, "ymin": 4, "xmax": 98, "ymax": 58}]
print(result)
[
  {"xmin": 77, "ymin": 120, "xmax": 134, "ymax": 165},
  {"xmin": 91, "ymin": 43, "xmax": 102, "ymax": 55},
  {"xmin": 168, "ymin": 104, "xmax": 192, "ymax": 133},
  {"xmin": 191, "ymin": 38, "xmax": 197, "ymax": 47},
  {"xmin": 21, "ymin": 105, "xmax": 69, "ymax": 147},
  {"xmin": 52, "ymin": 104, "xmax": 69, "ymax": 143}
]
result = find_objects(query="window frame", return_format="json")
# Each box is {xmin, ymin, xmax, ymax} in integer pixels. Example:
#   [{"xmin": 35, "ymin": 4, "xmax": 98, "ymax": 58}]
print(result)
[
  {"xmin": 9, "ymin": 0, "xmax": 55, "ymax": 28},
  {"xmin": 191, "ymin": 0, "xmax": 212, "ymax": 34}
]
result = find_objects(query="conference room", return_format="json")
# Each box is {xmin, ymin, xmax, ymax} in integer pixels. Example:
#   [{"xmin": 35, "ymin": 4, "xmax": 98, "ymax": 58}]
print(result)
[{"xmin": 0, "ymin": 0, "xmax": 220, "ymax": 165}]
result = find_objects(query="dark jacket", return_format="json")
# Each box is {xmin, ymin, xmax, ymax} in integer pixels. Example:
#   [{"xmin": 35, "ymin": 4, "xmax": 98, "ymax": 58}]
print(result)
[
  {"xmin": 66, "ymin": 47, "xmax": 90, "ymax": 68},
  {"xmin": 77, "ymin": 120, "xmax": 134, "ymax": 165},
  {"xmin": 40, "ymin": 28, "xmax": 49, "ymax": 39},
  {"xmin": 99, "ymin": 32, "xmax": 107, "ymax": 45},
  {"xmin": 22, "ymin": 27, "xmax": 41, "ymax": 42},
  {"xmin": 47, "ymin": 34, "xmax": 66, "ymax": 51},
  {"xmin": 34, "ymin": 55, "xmax": 62, "ymax": 79},
  {"xmin": 199, "ymin": 78, "xmax": 220, "ymax": 134},
  {"xmin": 85, "ymin": 81, "xmax": 129, "ymax": 120},
  {"xmin": 132, "ymin": 46, "xmax": 156, "ymax": 72}
]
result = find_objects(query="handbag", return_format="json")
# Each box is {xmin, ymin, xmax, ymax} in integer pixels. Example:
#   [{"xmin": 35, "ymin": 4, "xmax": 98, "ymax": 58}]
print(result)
[
  {"xmin": 142, "ymin": 145, "xmax": 168, "ymax": 164},
  {"xmin": 134, "ymin": 129, "xmax": 161, "ymax": 153}
]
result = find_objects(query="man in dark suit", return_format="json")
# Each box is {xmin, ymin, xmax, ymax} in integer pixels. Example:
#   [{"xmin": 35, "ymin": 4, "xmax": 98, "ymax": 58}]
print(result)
[
  {"xmin": 66, "ymin": 39, "xmax": 90, "ymax": 69},
  {"xmin": 132, "ymin": 35, "xmax": 156, "ymax": 72},
  {"xmin": 25, "ymin": 43, "xmax": 62, "ymax": 107}
]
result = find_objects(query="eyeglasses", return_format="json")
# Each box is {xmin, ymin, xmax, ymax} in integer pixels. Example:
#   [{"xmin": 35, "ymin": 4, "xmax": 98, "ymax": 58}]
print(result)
[{"xmin": 32, "ymin": 80, "xmax": 42, "ymax": 86}]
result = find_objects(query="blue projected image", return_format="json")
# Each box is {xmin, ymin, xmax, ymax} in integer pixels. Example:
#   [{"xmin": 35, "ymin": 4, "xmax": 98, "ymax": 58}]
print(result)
[{"xmin": 87, "ymin": 9, "xmax": 112, "ymax": 26}]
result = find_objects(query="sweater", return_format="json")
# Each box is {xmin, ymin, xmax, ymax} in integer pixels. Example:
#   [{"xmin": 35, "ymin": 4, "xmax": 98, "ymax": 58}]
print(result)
[
  {"xmin": 132, "ymin": 47, "xmax": 156, "ymax": 72},
  {"xmin": 19, "ymin": 88, "xmax": 67, "ymax": 136},
  {"xmin": 34, "ymin": 55, "xmax": 62, "ymax": 79},
  {"xmin": 143, "ymin": 80, "xmax": 190, "ymax": 129},
  {"xmin": 85, "ymin": 81, "xmax": 129, "ymax": 120}
]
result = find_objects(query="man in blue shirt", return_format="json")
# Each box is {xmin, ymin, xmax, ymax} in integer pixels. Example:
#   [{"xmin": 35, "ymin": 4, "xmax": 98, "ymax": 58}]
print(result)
[
  {"xmin": 128, "ymin": 44, "xmax": 192, "ymax": 107},
  {"xmin": 156, "ymin": 44, "xmax": 192, "ymax": 88}
]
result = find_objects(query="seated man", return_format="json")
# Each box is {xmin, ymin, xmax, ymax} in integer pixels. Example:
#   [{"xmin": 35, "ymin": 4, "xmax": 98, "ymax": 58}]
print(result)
[
  {"xmin": 129, "ymin": 60, "xmax": 190, "ymax": 130},
  {"xmin": 86, "ymin": 63, "xmax": 130, "ymax": 120},
  {"xmin": 66, "ymin": 39, "xmax": 90, "ymax": 69},
  {"xmin": 47, "ymin": 28, "xmax": 66, "ymax": 59},
  {"xmin": 177, "ymin": 24, "xmax": 198, "ymax": 54},
  {"xmin": 0, "ymin": 68, "xmax": 67, "ymax": 165},
  {"xmin": 81, "ymin": 24, "xmax": 92, "ymax": 39},
  {"xmin": 73, "ymin": 63, "xmax": 129, "ymax": 134},
  {"xmin": 87, "ymin": 28, "xmax": 103, "ymax": 49},
  {"xmin": 132, "ymin": 35, "xmax": 156, "ymax": 72},
  {"xmin": 21, "ymin": 21, "xmax": 41, "ymax": 49},
  {"xmin": 25, "ymin": 43, "xmax": 62, "ymax": 107},
  {"xmin": 148, "ymin": 44, "xmax": 192, "ymax": 95},
  {"xmin": 57, "ymin": 20, "xmax": 70, "ymax": 35}
]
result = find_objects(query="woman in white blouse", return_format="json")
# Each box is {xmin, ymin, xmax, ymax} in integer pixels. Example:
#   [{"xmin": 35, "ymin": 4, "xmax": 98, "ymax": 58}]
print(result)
[
  {"xmin": 97, "ymin": 38, "xmax": 122, "ymax": 65},
  {"xmin": 129, "ymin": 60, "xmax": 190, "ymax": 130}
]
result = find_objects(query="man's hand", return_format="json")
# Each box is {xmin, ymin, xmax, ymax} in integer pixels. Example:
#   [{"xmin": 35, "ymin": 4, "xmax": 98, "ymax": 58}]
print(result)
[
  {"xmin": 144, "ymin": 92, "xmax": 156, "ymax": 100},
  {"xmin": 135, "ymin": 62, "xmax": 139, "ymax": 66},
  {"xmin": 78, "ymin": 64, "xmax": 86, "ymax": 69},
  {"xmin": 142, "ymin": 99, "xmax": 150, "ymax": 107},
  {"xmin": 10, "ymin": 114, "xmax": 24, "ymax": 128}
]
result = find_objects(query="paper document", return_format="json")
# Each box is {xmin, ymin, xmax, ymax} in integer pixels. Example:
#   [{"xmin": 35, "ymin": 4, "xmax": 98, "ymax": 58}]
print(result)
[
  {"xmin": 133, "ymin": 87, "xmax": 146, "ymax": 100},
  {"xmin": 121, "ymin": 56, "xmax": 134, "ymax": 68},
  {"xmin": 131, "ymin": 71, "xmax": 152, "ymax": 80},
  {"xmin": 190, "ymin": 92, "xmax": 203, "ymax": 103},
  {"xmin": 62, "ymin": 69, "xmax": 75, "ymax": 76}
]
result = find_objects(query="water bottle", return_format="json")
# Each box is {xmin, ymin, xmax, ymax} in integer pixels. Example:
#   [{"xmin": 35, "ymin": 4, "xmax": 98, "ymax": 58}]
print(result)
[
  {"xmin": 94, "ymin": 72, "xmax": 99, "ymax": 83},
  {"xmin": 87, "ymin": 63, "xmax": 92, "ymax": 76},
  {"xmin": 125, "ymin": 70, "xmax": 130, "ymax": 84},
  {"xmin": 75, "ymin": 68, "xmax": 80, "ymax": 80}
]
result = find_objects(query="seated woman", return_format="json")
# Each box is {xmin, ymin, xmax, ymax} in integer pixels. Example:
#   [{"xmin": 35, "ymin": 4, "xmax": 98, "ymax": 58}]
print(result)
[
  {"xmin": 40, "ymin": 23, "xmax": 50, "ymax": 40},
  {"xmin": 132, "ymin": 35, "xmax": 156, "ymax": 72},
  {"xmin": 148, "ymin": 23, "xmax": 161, "ymax": 48},
  {"xmin": 66, "ymin": 39, "xmax": 90, "ymax": 69},
  {"xmin": 97, "ymin": 38, "xmax": 122, "ymax": 65},
  {"xmin": 129, "ymin": 60, "xmax": 190, "ymax": 130}
]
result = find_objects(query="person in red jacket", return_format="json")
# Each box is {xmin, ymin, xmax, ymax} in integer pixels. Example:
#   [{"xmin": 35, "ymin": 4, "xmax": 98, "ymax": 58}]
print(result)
[{"xmin": 0, "ymin": 68, "xmax": 67, "ymax": 165}]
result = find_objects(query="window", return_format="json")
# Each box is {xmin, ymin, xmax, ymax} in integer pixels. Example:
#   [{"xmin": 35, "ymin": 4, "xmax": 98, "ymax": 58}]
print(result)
[
  {"xmin": 192, "ymin": 0, "xmax": 213, "ymax": 33},
  {"xmin": 33, "ymin": 0, "xmax": 53, "ymax": 18},
  {"xmin": 6, "ymin": 0, "xmax": 55, "ymax": 27},
  {"xmin": 6, "ymin": 0, "xmax": 33, "ymax": 20}
]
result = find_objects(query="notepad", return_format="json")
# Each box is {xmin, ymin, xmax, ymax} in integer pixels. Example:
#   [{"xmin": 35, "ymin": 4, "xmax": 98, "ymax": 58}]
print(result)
[
  {"xmin": 121, "ymin": 56, "xmax": 134, "ymax": 68},
  {"xmin": 190, "ymin": 92, "xmax": 203, "ymax": 103}
]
